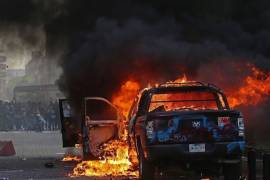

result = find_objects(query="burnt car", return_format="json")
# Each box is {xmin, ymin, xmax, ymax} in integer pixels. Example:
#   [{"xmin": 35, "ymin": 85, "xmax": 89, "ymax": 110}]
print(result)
[
  {"xmin": 59, "ymin": 97, "xmax": 124, "ymax": 159},
  {"xmin": 128, "ymin": 82, "xmax": 246, "ymax": 180}
]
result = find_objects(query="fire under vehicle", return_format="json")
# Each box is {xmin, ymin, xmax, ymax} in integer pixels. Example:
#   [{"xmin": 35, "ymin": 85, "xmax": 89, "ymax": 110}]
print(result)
[{"xmin": 128, "ymin": 82, "xmax": 246, "ymax": 179}]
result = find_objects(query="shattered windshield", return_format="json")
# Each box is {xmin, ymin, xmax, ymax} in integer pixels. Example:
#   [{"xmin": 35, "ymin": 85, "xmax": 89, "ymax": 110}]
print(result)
[{"xmin": 149, "ymin": 90, "xmax": 220, "ymax": 112}]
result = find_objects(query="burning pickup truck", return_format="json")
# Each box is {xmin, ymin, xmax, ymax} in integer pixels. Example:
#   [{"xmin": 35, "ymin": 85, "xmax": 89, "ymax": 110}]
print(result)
[
  {"xmin": 128, "ymin": 81, "xmax": 246, "ymax": 179},
  {"xmin": 59, "ymin": 81, "xmax": 246, "ymax": 179}
]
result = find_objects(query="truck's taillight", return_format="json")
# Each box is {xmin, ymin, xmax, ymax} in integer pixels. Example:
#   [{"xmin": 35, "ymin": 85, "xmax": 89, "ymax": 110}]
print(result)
[
  {"xmin": 217, "ymin": 117, "xmax": 230, "ymax": 127},
  {"xmin": 146, "ymin": 121, "xmax": 155, "ymax": 140},
  {"xmin": 237, "ymin": 117, "xmax": 245, "ymax": 137}
]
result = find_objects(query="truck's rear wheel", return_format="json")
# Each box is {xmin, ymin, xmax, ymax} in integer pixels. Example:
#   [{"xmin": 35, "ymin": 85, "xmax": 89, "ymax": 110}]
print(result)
[
  {"xmin": 223, "ymin": 162, "xmax": 241, "ymax": 180},
  {"xmin": 138, "ymin": 143, "xmax": 155, "ymax": 180}
]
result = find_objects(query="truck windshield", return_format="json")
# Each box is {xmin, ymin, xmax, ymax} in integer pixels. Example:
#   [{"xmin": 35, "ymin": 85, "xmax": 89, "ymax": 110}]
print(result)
[{"xmin": 149, "ymin": 91, "xmax": 220, "ymax": 112}]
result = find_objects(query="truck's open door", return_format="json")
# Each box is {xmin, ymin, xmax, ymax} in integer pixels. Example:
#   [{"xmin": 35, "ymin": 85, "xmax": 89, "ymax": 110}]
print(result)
[
  {"xmin": 83, "ymin": 97, "xmax": 122, "ymax": 159},
  {"xmin": 59, "ymin": 99, "xmax": 81, "ymax": 147}
]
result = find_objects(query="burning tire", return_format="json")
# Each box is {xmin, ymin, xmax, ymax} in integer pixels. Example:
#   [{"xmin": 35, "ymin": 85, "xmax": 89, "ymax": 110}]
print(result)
[
  {"xmin": 138, "ymin": 142, "xmax": 155, "ymax": 180},
  {"xmin": 223, "ymin": 162, "xmax": 241, "ymax": 180}
]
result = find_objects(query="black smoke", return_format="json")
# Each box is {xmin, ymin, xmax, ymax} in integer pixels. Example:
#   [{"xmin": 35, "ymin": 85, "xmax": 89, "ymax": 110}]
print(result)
[
  {"xmin": 58, "ymin": 18, "xmax": 233, "ymax": 101},
  {"xmin": 51, "ymin": 0, "xmax": 270, "ymax": 99}
]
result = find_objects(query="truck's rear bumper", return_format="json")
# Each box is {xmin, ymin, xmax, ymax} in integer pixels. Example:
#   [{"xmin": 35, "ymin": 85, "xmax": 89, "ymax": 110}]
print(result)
[{"xmin": 145, "ymin": 141, "xmax": 245, "ymax": 163}]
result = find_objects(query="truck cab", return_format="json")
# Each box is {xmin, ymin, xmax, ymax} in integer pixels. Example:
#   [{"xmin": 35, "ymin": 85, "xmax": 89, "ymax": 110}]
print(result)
[{"xmin": 128, "ymin": 82, "xmax": 246, "ymax": 180}]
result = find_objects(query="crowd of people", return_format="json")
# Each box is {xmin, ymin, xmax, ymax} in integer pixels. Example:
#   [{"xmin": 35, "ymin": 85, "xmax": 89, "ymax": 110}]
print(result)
[{"xmin": 0, "ymin": 100, "xmax": 60, "ymax": 131}]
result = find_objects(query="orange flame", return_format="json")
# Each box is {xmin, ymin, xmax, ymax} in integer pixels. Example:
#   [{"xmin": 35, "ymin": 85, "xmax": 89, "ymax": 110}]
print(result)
[
  {"xmin": 72, "ymin": 140, "xmax": 138, "ymax": 177},
  {"xmin": 62, "ymin": 155, "xmax": 82, "ymax": 162},
  {"xmin": 174, "ymin": 74, "xmax": 188, "ymax": 83},
  {"xmin": 112, "ymin": 80, "xmax": 140, "ymax": 118},
  {"xmin": 70, "ymin": 65, "xmax": 270, "ymax": 178},
  {"xmin": 228, "ymin": 65, "xmax": 270, "ymax": 108},
  {"xmin": 71, "ymin": 80, "xmax": 140, "ymax": 177}
]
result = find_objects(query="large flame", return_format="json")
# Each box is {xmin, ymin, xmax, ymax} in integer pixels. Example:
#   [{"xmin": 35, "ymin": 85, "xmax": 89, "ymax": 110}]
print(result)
[
  {"xmin": 112, "ymin": 80, "xmax": 140, "ymax": 121},
  {"xmin": 70, "ymin": 64, "xmax": 270, "ymax": 178},
  {"xmin": 71, "ymin": 80, "xmax": 140, "ymax": 177},
  {"xmin": 72, "ymin": 140, "xmax": 138, "ymax": 177},
  {"xmin": 228, "ymin": 65, "xmax": 270, "ymax": 108}
]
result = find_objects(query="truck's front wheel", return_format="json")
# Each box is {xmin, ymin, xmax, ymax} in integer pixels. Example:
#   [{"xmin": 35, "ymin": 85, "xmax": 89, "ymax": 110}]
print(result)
[{"xmin": 138, "ymin": 143, "xmax": 155, "ymax": 180}]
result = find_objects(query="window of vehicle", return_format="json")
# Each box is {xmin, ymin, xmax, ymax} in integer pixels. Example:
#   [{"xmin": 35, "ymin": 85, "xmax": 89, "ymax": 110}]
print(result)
[
  {"xmin": 62, "ymin": 101, "xmax": 73, "ymax": 118},
  {"xmin": 85, "ymin": 99, "xmax": 117, "ymax": 120},
  {"xmin": 148, "ymin": 90, "xmax": 221, "ymax": 112}
]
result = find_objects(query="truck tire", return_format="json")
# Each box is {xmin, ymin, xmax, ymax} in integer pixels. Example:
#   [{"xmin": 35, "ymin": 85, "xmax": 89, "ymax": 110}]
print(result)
[
  {"xmin": 138, "ymin": 142, "xmax": 155, "ymax": 180},
  {"xmin": 223, "ymin": 162, "xmax": 241, "ymax": 180}
]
